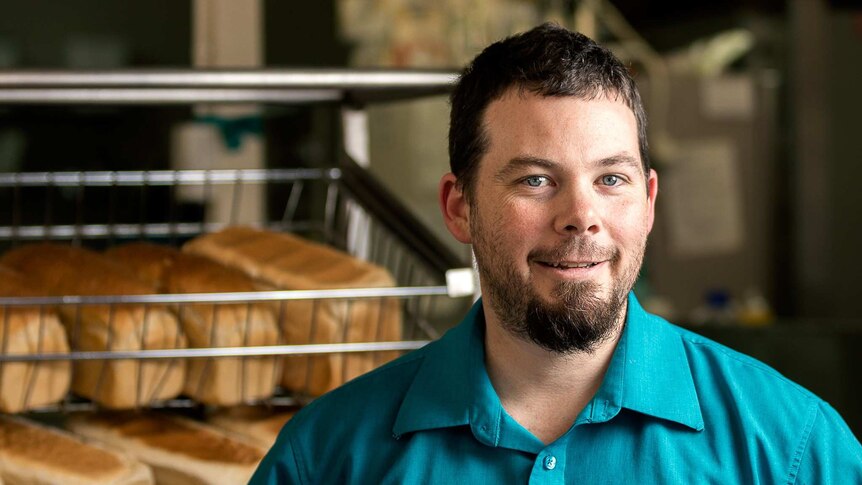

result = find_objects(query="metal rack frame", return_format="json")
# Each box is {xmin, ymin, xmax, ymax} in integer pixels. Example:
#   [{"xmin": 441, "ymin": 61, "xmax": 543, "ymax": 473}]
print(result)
[
  {"xmin": 0, "ymin": 68, "xmax": 458, "ymax": 104},
  {"xmin": 0, "ymin": 287, "xmax": 450, "ymax": 370},
  {"xmin": 0, "ymin": 69, "xmax": 468, "ymax": 411}
]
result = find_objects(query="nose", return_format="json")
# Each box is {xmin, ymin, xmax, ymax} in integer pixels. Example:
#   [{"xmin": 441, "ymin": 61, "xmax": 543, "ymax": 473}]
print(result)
[{"xmin": 553, "ymin": 186, "xmax": 600, "ymax": 236}]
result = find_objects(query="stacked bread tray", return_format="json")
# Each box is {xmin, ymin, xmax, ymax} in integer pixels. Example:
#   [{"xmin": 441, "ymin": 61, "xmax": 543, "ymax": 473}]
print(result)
[{"xmin": 0, "ymin": 230, "xmax": 452, "ymax": 410}]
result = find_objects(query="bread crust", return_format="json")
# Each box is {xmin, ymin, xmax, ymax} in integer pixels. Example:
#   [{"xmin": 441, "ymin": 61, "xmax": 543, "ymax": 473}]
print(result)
[
  {"xmin": 0, "ymin": 414, "xmax": 153, "ymax": 485},
  {"xmin": 0, "ymin": 244, "xmax": 186, "ymax": 409},
  {"xmin": 0, "ymin": 266, "xmax": 71, "ymax": 412},
  {"xmin": 106, "ymin": 243, "xmax": 280, "ymax": 405},
  {"xmin": 67, "ymin": 412, "xmax": 265, "ymax": 485},
  {"xmin": 185, "ymin": 227, "xmax": 403, "ymax": 395},
  {"xmin": 207, "ymin": 406, "xmax": 296, "ymax": 448}
]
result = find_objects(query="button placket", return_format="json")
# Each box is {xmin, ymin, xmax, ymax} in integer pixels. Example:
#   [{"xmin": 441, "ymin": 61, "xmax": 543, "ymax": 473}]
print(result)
[{"xmin": 528, "ymin": 449, "xmax": 565, "ymax": 484}]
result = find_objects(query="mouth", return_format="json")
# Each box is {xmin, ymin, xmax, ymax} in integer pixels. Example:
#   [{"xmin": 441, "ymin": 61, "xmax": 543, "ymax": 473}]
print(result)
[{"xmin": 538, "ymin": 260, "xmax": 602, "ymax": 269}]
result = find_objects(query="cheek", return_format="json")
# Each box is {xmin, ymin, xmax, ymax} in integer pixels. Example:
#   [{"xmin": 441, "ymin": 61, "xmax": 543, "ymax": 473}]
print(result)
[
  {"xmin": 604, "ymin": 197, "xmax": 651, "ymax": 233},
  {"xmin": 607, "ymin": 212, "xmax": 650, "ymax": 250},
  {"xmin": 478, "ymin": 202, "xmax": 541, "ymax": 255},
  {"xmin": 497, "ymin": 202, "xmax": 546, "ymax": 239}
]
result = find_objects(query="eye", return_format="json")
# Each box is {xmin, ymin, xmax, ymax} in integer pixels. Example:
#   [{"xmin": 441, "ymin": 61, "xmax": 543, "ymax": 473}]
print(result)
[
  {"xmin": 523, "ymin": 175, "xmax": 550, "ymax": 187},
  {"xmin": 600, "ymin": 175, "xmax": 621, "ymax": 186}
]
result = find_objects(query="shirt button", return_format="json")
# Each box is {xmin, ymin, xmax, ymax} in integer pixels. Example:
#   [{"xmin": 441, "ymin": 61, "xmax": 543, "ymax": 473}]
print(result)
[{"xmin": 543, "ymin": 455, "xmax": 557, "ymax": 470}]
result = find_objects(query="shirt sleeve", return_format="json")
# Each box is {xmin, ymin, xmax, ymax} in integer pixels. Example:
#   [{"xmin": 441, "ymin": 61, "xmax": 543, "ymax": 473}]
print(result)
[
  {"xmin": 248, "ymin": 430, "xmax": 305, "ymax": 485},
  {"xmin": 790, "ymin": 401, "xmax": 862, "ymax": 485}
]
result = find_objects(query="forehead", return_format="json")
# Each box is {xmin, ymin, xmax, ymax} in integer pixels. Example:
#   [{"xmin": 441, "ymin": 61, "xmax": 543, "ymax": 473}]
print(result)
[{"xmin": 479, "ymin": 89, "xmax": 640, "ymax": 173}]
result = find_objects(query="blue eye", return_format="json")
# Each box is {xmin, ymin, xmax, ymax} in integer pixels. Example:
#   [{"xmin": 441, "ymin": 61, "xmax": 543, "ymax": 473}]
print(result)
[
  {"xmin": 523, "ymin": 176, "xmax": 549, "ymax": 187},
  {"xmin": 601, "ymin": 175, "xmax": 620, "ymax": 186}
]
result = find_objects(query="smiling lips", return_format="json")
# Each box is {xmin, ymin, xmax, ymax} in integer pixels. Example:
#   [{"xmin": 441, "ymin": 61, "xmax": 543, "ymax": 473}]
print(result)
[
  {"xmin": 529, "ymin": 243, "xmax": 617, "ymax": 273},
  {"xmin": 537, "ymin": 260, "xmax": 603, "ymax": 269}
]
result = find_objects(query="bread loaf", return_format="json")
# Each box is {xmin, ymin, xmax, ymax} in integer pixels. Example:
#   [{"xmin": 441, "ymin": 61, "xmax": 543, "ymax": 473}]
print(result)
[
  {"xmin": 0, "ymin": 414, "xmax": 153, "ymax": 485},
  {"xmin": 0, "ymin": 265, "xmax": 71, "ymax": 412},
  {"xmin": 67, "ymin": 412, "xmax": 266, "ymax": 485},
  {"xmin": 106, "ymin": 243, "xmax": 280, "ymax": 406},
  {"xmin": 208, "ymin": 406, "xmax": 296, "ymax": 448},
  {"xmin": 184, "ymin": 226, "xmax": 402, "ymax": 396},
  {"xmin": 0, "ymin": 244, "xmax": 186, "ymax": 409}
]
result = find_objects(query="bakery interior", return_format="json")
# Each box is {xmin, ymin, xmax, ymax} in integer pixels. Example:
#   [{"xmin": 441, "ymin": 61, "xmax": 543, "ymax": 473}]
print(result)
[{"xmin": 0, "ymin": 0, "xmax": 860, "ymax": 482}]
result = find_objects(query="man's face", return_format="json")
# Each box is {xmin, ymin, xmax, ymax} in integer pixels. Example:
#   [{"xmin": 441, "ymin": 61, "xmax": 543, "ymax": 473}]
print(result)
[{"xmin": 461, "ymin": 89, "xmax": 657, "ymax": 353}]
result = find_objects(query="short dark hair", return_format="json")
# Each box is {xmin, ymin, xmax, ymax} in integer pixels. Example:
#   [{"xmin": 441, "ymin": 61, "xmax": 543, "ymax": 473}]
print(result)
[{"xmin": 448, "ymin": 23, "xmax": 649, "ymax": 199}]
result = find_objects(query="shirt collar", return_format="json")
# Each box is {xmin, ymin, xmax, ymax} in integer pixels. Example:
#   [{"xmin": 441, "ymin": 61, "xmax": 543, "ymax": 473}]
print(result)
[
  {"xmin": 593, "ymin": 293, "xmax": 704, "ymax": 431},
  {"xmin": 392, "ymin": 293, "xmax": 704, "ymax": 439},
  {"xmin": 392, "ymin": 300, "xmax": 494, "ymax": 439}
]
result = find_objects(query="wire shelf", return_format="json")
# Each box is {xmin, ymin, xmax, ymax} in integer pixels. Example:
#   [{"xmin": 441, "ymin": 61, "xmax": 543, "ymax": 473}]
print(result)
[{"xmin": 0, "ymin": 168, "xmax": 467, "ymax": 412}]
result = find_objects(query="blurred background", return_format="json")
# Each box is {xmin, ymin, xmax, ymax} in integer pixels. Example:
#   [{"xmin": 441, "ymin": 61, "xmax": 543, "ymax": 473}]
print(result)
[{"xmin": 0, "ymin": 0, "xmax": 858, "ymax": 434}]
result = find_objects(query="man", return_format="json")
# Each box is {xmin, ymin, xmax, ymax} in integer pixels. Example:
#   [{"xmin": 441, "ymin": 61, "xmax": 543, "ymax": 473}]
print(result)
[{"xmin": 251, "ymin": 24, "xmax": 862, "ymax": 483}]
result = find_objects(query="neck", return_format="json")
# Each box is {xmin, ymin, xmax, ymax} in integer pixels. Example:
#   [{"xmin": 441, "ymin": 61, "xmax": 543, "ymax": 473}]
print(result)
[{"xmin": 483, "ymin": 300, "xmax": 626, "ymax": 444}]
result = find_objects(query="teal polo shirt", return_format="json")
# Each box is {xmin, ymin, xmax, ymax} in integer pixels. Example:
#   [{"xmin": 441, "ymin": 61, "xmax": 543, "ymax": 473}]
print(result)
[{"xmin": 250, "ymin": 294, "xmax": 862, "ymax": 484}]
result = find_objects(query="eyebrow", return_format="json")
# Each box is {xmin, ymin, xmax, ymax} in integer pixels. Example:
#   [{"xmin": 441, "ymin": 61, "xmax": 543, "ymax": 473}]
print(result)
[
  {"xmin": 493, "ymin": 156, "xmax": 556, "ymax": 182},
  {"xmin": 597, "ymin": 153, "xmax": 641, "ymax": 171},
  {"xmin": 493, "ymin": 152, "xmax": 642, "ymax": 182}
]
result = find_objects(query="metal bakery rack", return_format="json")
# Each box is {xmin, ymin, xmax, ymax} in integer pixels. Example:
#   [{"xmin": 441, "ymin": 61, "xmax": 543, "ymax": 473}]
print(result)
[{"xmin": 0, "ymin": 69, "xmax": 471, "ymax": 411}]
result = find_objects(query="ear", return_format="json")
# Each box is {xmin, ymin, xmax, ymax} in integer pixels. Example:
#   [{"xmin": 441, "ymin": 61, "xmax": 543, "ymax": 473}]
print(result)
[
  {"xmin": 438, "ymin": 173, "xmax": 472, "ymax": 244},
  {"xmin": 646, "ymin": 168, "xmax": 658, "ymax": 233}
]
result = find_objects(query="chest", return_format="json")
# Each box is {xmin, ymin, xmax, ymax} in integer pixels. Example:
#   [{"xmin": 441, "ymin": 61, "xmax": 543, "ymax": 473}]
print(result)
[{"xmin": 322, "ymin": 418, "xmax": 789, "ymax": 485}]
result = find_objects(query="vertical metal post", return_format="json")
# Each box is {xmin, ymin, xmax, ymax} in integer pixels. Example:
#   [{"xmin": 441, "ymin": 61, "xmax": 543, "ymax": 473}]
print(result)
[{"xmin": 342, "ymin": 106, "xmax": 372, "ymax": 261}]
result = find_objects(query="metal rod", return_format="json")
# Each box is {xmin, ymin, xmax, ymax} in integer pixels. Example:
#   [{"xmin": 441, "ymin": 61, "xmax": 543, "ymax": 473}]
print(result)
[
  {"xmin": 0, "ymin": 69, "xmax": 458, "ymax": 89},
  {"xmin": 27, "ymin": 394, "xmax": 307, "ymax": 413},
  {"xmin": 0, "ymin": 341, "xmax": 431, "ymax": 362},
  {"xmin": 0, "ymin": 68, "xmax": 458, "ymax": 106},
  {"xmin": 0, "ymin": 286, "xmax": 451, "ymax": 306},
  {"xmin": 0, "ymin": 88, "xmax": 343, "ymax": 104},
  {"xmin": 0, "ymin": 221, "xmax": 319, "ymax": 240},
  {"xmin": 282, "ymin": 181, "xmax": 304, "ymax": 224},
  {"xmin": 0, "ymin": 168, "xmax": 340, "ymax": 187}
]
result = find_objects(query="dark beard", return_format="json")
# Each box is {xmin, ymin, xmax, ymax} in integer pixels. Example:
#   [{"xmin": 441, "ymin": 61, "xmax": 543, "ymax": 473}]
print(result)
[
  {"xmin": 470, "ymin": 207, "xmax": 642, "ymax": 355},
  {"xmin": 523, "ymin": 282, "xmax": 628, "ymax": 353},
  {"xmin": 483, "ymin": 253, "xmax": 630, "ymax": 354}
]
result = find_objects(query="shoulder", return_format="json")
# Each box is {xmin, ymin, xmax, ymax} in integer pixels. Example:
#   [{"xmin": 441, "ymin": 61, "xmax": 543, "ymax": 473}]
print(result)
[
  {"xmin": 792, "ymin": 399, "xmax": 862, "ymax": 484},
  {"xmin": 666, "ymin": 321, "xmax": 819, "ymax": 406},
  {"xmin": 668, "ymin": 324, "xmax": 825, "ymax": 419},
  {"xmin": 660, "ymin": 320, "xmax": 862, "ymax": 479}
]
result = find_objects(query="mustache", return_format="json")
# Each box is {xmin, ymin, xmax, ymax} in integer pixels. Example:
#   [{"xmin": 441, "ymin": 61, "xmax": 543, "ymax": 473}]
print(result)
[{"xmin": 528, "ymin": 238, "xmax": 619, "ymax": 263}]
